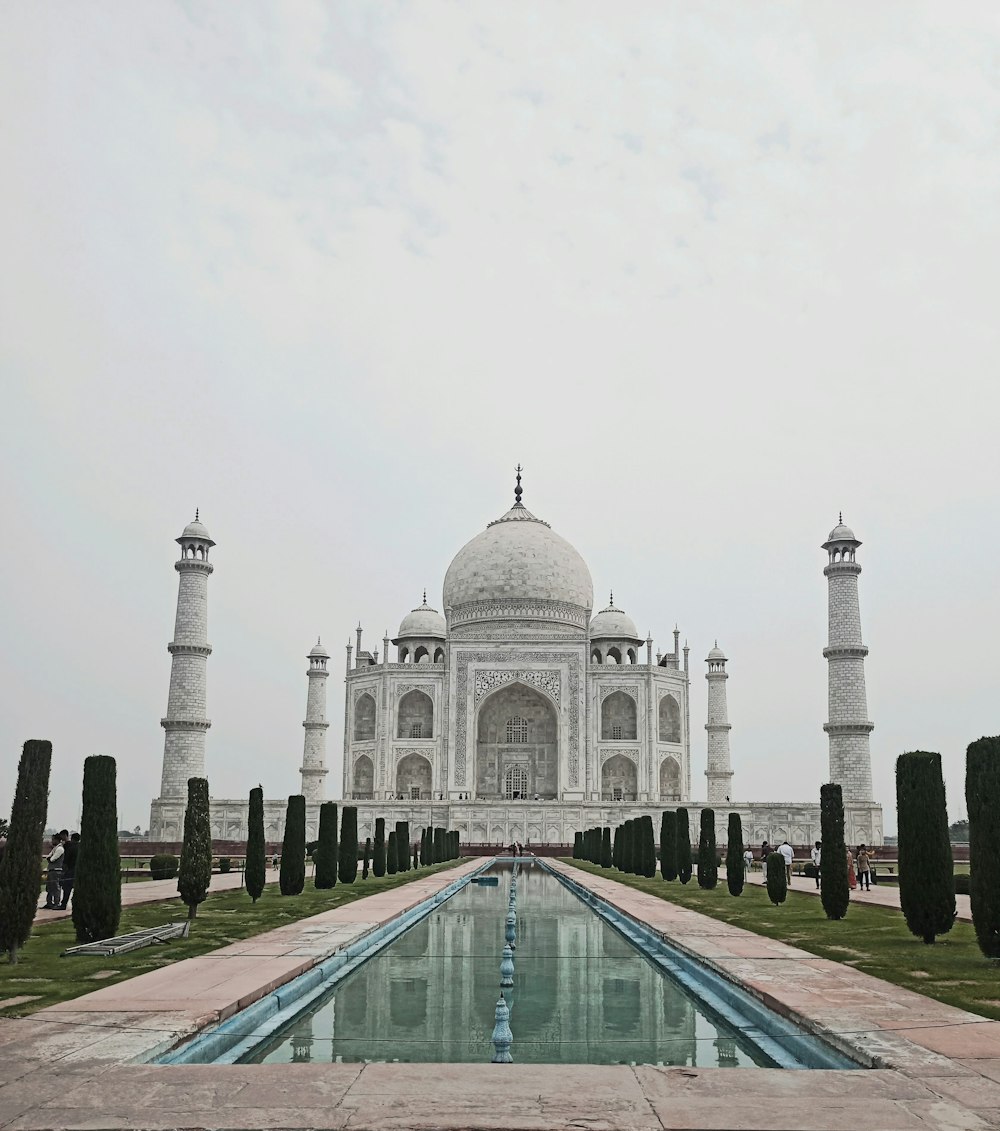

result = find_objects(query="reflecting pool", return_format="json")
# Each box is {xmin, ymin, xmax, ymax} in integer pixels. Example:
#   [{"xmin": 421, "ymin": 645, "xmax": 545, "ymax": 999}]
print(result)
[{"xmin": 243, "ymin": 863, "xmax": 774, "ymax": 1066}]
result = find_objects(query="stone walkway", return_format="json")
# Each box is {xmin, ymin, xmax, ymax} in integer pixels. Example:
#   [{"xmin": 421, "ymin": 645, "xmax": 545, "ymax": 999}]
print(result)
[
  {"xmin": 34, "ymin": 868, "xmax": 281, "ymax": 925},
  {"xmin": 2, "ymin": 858, "xmax": 997, "ymax": 1131},
  {"xmin": 741, "ymin": 868, "xmax": 973, "ymax": 922}
]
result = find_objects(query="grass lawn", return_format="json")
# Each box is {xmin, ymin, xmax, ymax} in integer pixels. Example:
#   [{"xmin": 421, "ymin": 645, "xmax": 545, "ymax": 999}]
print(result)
[
  {"xmin": 566, "ymin": 860, "xmax": 1000, "ymax": 1022},
  {"xmin": 0, "ymin": 860, "xmax": 463, "ymax": 1018}
]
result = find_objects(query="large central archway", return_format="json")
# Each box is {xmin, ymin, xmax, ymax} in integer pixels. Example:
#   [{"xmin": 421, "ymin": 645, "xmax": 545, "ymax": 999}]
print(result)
[{"xmin": 475, "ymin": 682, "xmax": 558, "ymax": 799}]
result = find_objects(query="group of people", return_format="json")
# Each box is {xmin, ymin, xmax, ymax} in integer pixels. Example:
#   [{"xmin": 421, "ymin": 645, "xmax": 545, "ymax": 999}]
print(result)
[
  {"xmin": 507, "ymin": 842, "xmax": 527, "ymax": 856},
  {"xmin": 745, "ymin": 839, "xmax": 797, "ymax": 883},
  {"xmin": 797, "ymin": 839, "xmax": 877, "ymax": 891},
  {"xmin": 41, "ymin": 829, "xmax": 80, "ymax": 911}
]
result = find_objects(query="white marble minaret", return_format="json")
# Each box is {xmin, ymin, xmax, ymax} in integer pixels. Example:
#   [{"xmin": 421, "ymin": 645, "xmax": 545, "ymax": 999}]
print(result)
[
  {"xmin": 822, "ymin": 517, "xmax": 874, "ymax": 803},
  {"xmin": 158, "ymin": 512, "xmax": 214, "ymax": 800},
  {"xmin": 704, "ymin": 643, "xmax": 733, "ymax": 803},
  {"xmin": 300, "ymin": 638, "xmax": 330, "ymax": 801}
]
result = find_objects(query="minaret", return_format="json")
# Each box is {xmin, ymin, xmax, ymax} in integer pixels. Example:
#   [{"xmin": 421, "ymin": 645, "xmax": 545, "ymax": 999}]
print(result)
[
  {"xmin": 822, "ymin": 517, "xmax": 874, "ymax": 802},
  {"xmin": 704, "ymin": 643, "xmax": 733, "ymax": 803},
  {"xmin": 158, "ymin": 512, "xmax": 214, "ymax": 800},
  {"xmin": 300, "ymin": 638, "xmax": 330, "ymax": 801}
]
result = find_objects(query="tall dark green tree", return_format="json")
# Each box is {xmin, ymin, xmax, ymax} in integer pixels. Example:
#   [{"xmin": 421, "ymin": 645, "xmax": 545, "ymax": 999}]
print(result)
[
  {"xmin": 395, "ymin": 821, "xmax": 410, "ymax": 872},
  {"xmin": 362, "ymin": 837, "xmax": 372, "ymax": 879},
  {"xmin": 339, "ymin": 806, "xmax": 359, "ymax": 884},
  {"xmin": 726, "ymin": 812, "xmax": 744, "ymax": 897},
  {"xmin": 897, "ymin": 751, "xmax": 955, "ymax": 944},
  {"xmin": 620, "ymin": 820, "xmax": 631, "ymax": 873},
  {"xmin": 601, "ymin": 826, "xmax": 612, "ymax": 868},
  {"xmin": 413, "ymin": 842, "xmax": 419, "ymax": 869},
  {"xmin": 314, "ymin": 802, "xmax": 339, "ymax": 889},
  {"xmin": 697, "ymin": 808, "xmax": 718, "ymax": 889},
  {"xmin": 766, "ymin": 851, "xmax": 787, "ymax": 906},
  {"xmin": 574, "ymin": 831, "xmax": 583, "ymax": 859},
  {"xmin": 676, "ymin": 808, "xmax": 693, "ymax": 884},
  {"xmin": 660, "ymin": 811, "xmax": 677, "ymax": 881},
  {"xmin": 434, "ymin": 826, "xmax": 445, "ymax": 863},
  {"xmin": 0, "ymin": 740, "xmax": 52, "ymax": 963},
  {"xmin": 178, "ymin": 777, "xmax": 213, "ymax": 918},
  {"xmin": 819, "ymin": 783, "xmax": 849, "ymax": 920},
  {"xmin": 640, "ymin": 815, "xmax": 656, "ymax": 878},
  {"xmin": 386, "ymin": 830, "xmax": 398, "ymax": 875},
  {"xmin": 611, "ymin": 825, "xmax": 621, "ymax": 869},
  {"xmin": 967, "ymin": 735, "xmax": 1000, "ymax": 958},
  {"xmin": 245, "ymin": 786, "xmax": 266, "ymax": 903},
  {"xmin": 279, "ymin": 795, "xmax": 306, "ymax": 896},
  {"xmin": 373, "ymin": 817, "xmax": 387, "ymax": 877}
]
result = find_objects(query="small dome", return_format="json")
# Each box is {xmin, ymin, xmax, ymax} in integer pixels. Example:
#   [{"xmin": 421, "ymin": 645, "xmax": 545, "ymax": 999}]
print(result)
[
  {"xmin": 309, "ymin": 638, "xmax": 329, "ymax": 659},
  {"xmin": 590, "ymin": 600, "xmax": 641, "ymax": 641},
  {"xmin": 177, "ymin": 514, "xmax": 215, "ymax": 547},
  {"xmin": 396, "ymin": 596, "xmax": 446, "ymax": 641},
  {"xmin": 827, "ymin": 522, "xmax": 856, "ymax": 542},
  {"xmin": 707, "ymin": 643, "xmax": 727, "ymax": 661}
]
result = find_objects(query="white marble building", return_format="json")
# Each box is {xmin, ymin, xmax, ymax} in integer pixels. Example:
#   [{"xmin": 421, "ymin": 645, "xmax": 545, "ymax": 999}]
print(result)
[{"xmin": 149, "ymin": 481, "xmax": 883, "ymax": 847}]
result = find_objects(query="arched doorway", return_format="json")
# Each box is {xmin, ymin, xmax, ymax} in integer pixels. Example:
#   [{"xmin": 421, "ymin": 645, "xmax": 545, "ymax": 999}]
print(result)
[
  {"xmin": 353, "ymin": 754, "xmax": 374, "ymax": 798},
  {"xmin": 658, "ymin": 694, "xmax": 681, "ymax": 742},
  {"xmin": 475, "ymin": 682, "xmax": 558, "ymax": 799},
  {"xmin": 397, "ymin": 690, "xmax": 433, "ymax": 738},
  {"xmin": 601, "ymin": 754, "xmax": 637, "ymax": 801},
  {"xmin": 354, "ymin": 693, "xmax": 376, "ymax": 740},
  {"xmin": 601, "ymin": 690, "xmax": 637, "ymax": 740},
  {"xmin": 659, "ymin": 756, "xmax": 680, "ymax": 801},
  {"xmin": 396, "ymin": 753, "xmax": 432, "ymax": 799}
]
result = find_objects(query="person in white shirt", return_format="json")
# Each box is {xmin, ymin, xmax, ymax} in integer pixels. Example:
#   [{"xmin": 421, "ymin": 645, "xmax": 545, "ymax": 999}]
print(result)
[
  {"xmin": 742, "ymin": 847, "xmax": 754, "ymax": 880},
  {"xmin": 810, "ymin": 841, "xmax": 822, "ymax": 888},
  {"xmin": 778, "ymin": 840, "xmax": 794, "ymax": 884}
]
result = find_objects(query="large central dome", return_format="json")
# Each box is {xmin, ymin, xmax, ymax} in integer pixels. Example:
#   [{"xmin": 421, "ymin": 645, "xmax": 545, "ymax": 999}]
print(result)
[{"xmin": 443, "ymin": 484, "xmax": 594, "ymax": 619}]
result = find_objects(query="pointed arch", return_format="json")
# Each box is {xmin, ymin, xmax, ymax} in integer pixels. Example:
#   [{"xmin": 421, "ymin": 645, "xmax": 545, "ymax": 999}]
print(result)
[
  {"xmin": 601, "ymin": 690, "xmax": 637, "ymax": 740},
  {"xmin": 397, "ymin": 689, "xmax": 433, "ymax": 738},
  {"xmin": 658, "ymin": 694, "xmax": 681, "ymax": 743},
  {"xmin": 354, "ymin": 692, "xmax": 376, "ymax": 740}
]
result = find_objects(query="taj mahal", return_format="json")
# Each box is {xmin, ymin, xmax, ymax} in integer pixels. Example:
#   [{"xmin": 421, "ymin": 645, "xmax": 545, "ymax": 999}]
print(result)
[{"xmin": 148, "ymin": 474, "xmax": 883, "ymax": 848}]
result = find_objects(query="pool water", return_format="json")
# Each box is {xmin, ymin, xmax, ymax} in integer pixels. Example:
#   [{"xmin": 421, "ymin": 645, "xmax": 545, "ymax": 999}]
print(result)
[{"xmin": 242, "ymin": 863, "xmax": 775, "ymax": 1066}]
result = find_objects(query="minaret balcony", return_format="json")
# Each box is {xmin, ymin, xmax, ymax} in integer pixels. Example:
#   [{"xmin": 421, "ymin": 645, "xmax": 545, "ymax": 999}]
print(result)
[
  {"xmin": 822, "ymin": 645, "xmax": 869, "ymax": 659},
  {"xmin": 174, "ymin": 558, "xmax": 214, "ymax": 575},
  {"xmin": 161, "ymin": 717, "xmax": 212, "ymax": 729},
  {"xmin": 302, "ymin": 720, "xmax": 331, "ymax": 729},
  {"xmin": 167, "ymin": 642, "xmax": 212, "ymax": 657},
  {"xmin": 823, "ymin": 721, "xmax": 875, "ymax": 735}
]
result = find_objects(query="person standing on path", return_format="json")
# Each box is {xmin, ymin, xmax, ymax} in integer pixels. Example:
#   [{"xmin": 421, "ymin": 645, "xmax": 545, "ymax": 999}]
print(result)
[
  {"xmin": 778, "ymin": 839, "xmax": 794, "ymax": 884},
  {"xmin": 856, "ymin": 845, "xmax": 871, "ymax": 891},
  {"xmin": 846, "ymin": 846, "xmax": 857, "ymax": 890},
  {"xmin": 59, "ymin": 831, "xmax": 80, "ymax": 910},
  {"xmin": 42, "ymin": 833, "xmax": 64, "ymax": 909},
  {"xmin": 810, "ymin": 841, "xmax": 822, "ymax": 888},
  {"xmin": 743, "ymin": 846, "xmax": 754, "ymax": 879}
]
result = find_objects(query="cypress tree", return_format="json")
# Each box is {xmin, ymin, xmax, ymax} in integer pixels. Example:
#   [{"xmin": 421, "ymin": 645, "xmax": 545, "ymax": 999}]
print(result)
[
  {"xmin": 419, "ymin": 827, "xmax": 428, "ymax": 865},
  {"xmin": 660, "ymin": 811, "xmax": 677, "ymax": 881},
  {"xmin": 697, "ymin": 808, "xmax": 718, "ymax": 889},
  {"xmin": 434, "ymin": 826, "xmax": 445, "ymax": 863},
  {"xmin": 966, "ymin": 735, "xmax": 1000, "ymax": 958},
  {"xmin": 611, "ymin": 825, "xmax": 621, "ymax": 869},
  {"xmin": 897, "ymin": 751, "xmax": 955, "ymax": 944},
  {"xmin": 640, "ymin": 815, "xmax": 656, "ymax": 878},
  {"xmin": 0, "ymin": 740, "xmax": 52, "ymax": 963},
  {"xmin": 178, "ymin": 777, "xmax": 213, "ymax": 918},
  {"xmin": 601, "ymin": 826, "xmax": 612, "ymax": 868},
  {"xmin": 820, "ymin": 783, "xmax": 849, "ymax": 920},
  {"xmin": 629, "ymin": 820, "xmax": 640, "ymax": 874},
  {"xmin": 245, "ymin": 786, "xmax": 266, "ymax": 903},
  {"xmin": 314, "ymin": 802, "xmax": 339, "ymax": 889},
  {"xmin": 413, "ymin": 842, "xmax": 419, "ymax": 869},
  {"xmin": 362, "ymin": 837, "xmax": 372, "ymax": 879},
  {"xmin": 726, "ymin": 812, "xmax": 744, "ymax": 897},
  {"xmin": 373, "ymin": 817, "xmax": 387, "ymax": 877},
  {"xmin": 279, "ymin": 795, "xmax": 306, "ymax": 896},
  {"xmin": 339, "ymin": 805, "xmax": 359, "ymax": 884},
  {"xmin": 620, "ymin": 821, "xmax": 631, "ymax": 873},
  {"xmin": 574, "ymin": 831, "xmax": 583, "ymax": 859},
  {"xmin": 387, "ymin": 831, "xmax": 398, "ymax": 875},
  {"xmin": 766, "ymin": 851, "xmax": 787, "ymax": 906},
  {"xmin": 395, "ymin": 821, "xmax": 410, "ymax": 871},
  {"xmin": 676, "ymin": 809, "xmax": 693, "ymax": 884}
]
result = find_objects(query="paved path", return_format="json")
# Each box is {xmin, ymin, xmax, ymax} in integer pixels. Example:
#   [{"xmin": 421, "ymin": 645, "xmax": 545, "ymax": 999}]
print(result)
[
  {"xmin": 34, "ymin": 868, "xmax": 281, "ymax": 925},
  {"xmin": 739, "ymin": 867, "xmax": 973, "ymax": 921}
]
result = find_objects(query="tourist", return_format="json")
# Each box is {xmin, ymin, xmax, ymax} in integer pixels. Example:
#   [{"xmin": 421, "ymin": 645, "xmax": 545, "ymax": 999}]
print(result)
[
  {"xmin": 856, "ymin": 844, "xmax": 871, "ymax": 891},
  {"xmin": 59, "ymin": 831, "xmax": 80, "ymax": 910},
  {"xmin": 810, "ymin": 841, "xmax": 822, "ymax": 888},
  {"xmin": 742, "ymin": 845, "xmax": 753, "ymax": 878},
  {"xmin": 869, "ymin": 845, "xmax": 878, "ymax": 885},
  {"xmin": 42, "ymin": 833, "xmax": 64, "ymax": 910},
  {"xmin": 846, "ymin": 846, "xmax": 856, "ymax": 890},
  {"xmin": 778, "ymin": 839, "xmax": 793, "ymax": 884}
]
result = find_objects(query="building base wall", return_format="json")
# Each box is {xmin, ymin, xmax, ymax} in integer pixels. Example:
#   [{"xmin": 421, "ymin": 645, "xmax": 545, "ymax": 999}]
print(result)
[{"xmin": 151, "ymin": 797, "xmax": 883, "ymax": 848}]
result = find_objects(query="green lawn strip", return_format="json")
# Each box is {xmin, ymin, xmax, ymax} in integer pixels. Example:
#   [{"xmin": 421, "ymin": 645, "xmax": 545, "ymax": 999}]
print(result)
[
  {"xmin": 565, "ymin": 860, "xmax": 1000, "ymax": 1023},
  {"xmin": 0, "ymin": 861, "xmax": 463, "ymax": 1018}
]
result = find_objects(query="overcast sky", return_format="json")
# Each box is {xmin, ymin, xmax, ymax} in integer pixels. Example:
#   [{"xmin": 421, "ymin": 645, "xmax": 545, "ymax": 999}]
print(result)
[{"xmin": 3, "ymin": 2, "xmax": 998, "ymax": 835}]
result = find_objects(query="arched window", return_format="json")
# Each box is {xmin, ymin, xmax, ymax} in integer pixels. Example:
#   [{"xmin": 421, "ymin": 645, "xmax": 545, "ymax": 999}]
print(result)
[
  {"xmin": 591, "ymin": 649, "xmax": 602, "ymax": 664},
  {"xmin": 397, "ymin": 690, "xmax": 433, "ymax": 739},
  {"xmin": 354, "ymin": 693, "xmax": 376, "ymax": 741},
  {"xmin": 414, "ymin": 646, "xmax": 429, "ymax": 664},
  {"xmin": 506, "ymin": 716, "xmax": 528, "ymax": 743},
  {"xmin": 433, "ymin": 647, "xmax": 444, "ymax": 663},
  {"xmin": 601, "ymin": 690, "xmax": 637, "ymax": 740},
  {"xmin": 504, "ymin": 765, "xmax": 528, "ymax": 799},
  {"xmin": 658, "ymin": 694, "xmax": 681, "ymax": 743},
  {"xmin": 606, "ymin": 647, "xmax": 621, "ymax": 666}
]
